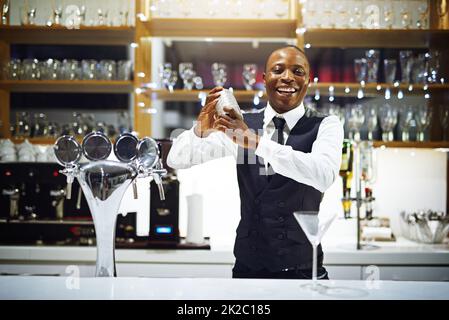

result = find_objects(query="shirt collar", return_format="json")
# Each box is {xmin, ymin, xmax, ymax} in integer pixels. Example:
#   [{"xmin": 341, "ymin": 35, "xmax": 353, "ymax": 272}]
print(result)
[{"xmin": 264, "ymin": 102, "xmax": 305, "ymax": 130}]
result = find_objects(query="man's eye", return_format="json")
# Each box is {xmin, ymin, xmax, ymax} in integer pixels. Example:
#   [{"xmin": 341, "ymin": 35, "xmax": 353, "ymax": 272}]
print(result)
[
  {"xmin": 295, "ymin": 69, "xmax": 305, "ymax": 75},
  {"xmin": 272, "ymin": 68, "xmax": 282, "ymax": 74}
]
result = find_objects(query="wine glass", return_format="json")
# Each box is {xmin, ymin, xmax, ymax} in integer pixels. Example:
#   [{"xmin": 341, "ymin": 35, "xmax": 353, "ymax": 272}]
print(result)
[
  {"xmin": 193, "ymin": 76, "xmax": 204, "ymax": 90},
  {"xmin": 416, "ymin": 1, "xmax": 429, "ymax": 29},
  {"xmin": 411, "ymin": 54, "xmax": 427, "ymax": 84},
  {"xmin": 15, "ymin": 112, "xmax": 31, "ymax": 138},
  {"xmin": 382, "ymin": 0, "xmax": 394, "ymax": 29},
  {"xmin": 1, "ymin": 0, "xmax": 9, "ymax": 25},
  {"xmin": 274, "ymin": 0, "xmax": 289, "ymax": 19},
  {"xmin": 242, "ymin": 64, "xmax": 257, "ymax": 90},
  {"xmin": 427, "ymin": 50, "xmax": 440, "ymax": 84},
  {"xmin": 211, "ymin": 63, "xmax": 227, "ymax": 87},
  {"xmin": 414, "ymin": 105, "xmax": 433, "ymax": 142},
  {"xmin": 366, "ymin": 50, "xmax": 380, "ymax": 83},
  {"xmin": 399, "ymin": 0, "xmax": 412, "ymax": 29},
  {"xmin": 292, "ymin": 211, "xmax": 337, "ymax": 291},
  {"xmin": 399, "ymin": 50, "xmax": 413, "ymax": 84},
  {"xmin": 365, "ymin": 105, "xmax": 378, "ymax": 141},
  {"xmin": 383, "ymin": 59, "xmax": 397, "ymax": 84},
  {"xmin": 440, "ymin": 105, "xmax": 449, "ymax": 141},
  {"xmin": 347, "ymin": 104, "xmax": 365, "ymax": 141},
  {"xmin": 179, "ymin": 62, "xmax": 195, "ymax": 90},
  {"xmin": 335, "ymin": 0, "xmax": 349, "ymax": 28},
  {"xmin": 349, "ymin": 2, "xmax": 363, "ymax": 29},
  {"xmin": 354, "ymin": 58, "xmax": 367, "ymax": 83},
  {"xmin": 399, "ymin": 105, "xmax": 414, "ymax": 142},
  {"xmin": 379, "ymin": 103, "xmax": 398, "ymax": 142}
]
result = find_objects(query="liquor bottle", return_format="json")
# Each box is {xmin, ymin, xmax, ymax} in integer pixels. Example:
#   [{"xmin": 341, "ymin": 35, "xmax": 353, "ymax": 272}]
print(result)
[{"xmin": 339, "ymin": 139, "xmax": 354, "ymax": 219}]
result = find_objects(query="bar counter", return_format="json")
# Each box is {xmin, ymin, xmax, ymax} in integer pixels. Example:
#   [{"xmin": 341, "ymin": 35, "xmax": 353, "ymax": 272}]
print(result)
[{"xmin": 0, "ymin": 276, "xmax": 448, "ymax": 300}]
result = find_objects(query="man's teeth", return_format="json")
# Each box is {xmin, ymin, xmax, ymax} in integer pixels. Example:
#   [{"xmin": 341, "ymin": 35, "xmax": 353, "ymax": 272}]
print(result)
[{"xmin": 277, "ymin": 88, "xmax": 296, "ymax": 93}]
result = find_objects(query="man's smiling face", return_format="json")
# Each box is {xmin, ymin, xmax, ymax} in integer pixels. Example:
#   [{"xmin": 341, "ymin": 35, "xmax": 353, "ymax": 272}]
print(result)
[{"xmin": 263, "ymin": 47, "xmax": 310, "ymax": 114}]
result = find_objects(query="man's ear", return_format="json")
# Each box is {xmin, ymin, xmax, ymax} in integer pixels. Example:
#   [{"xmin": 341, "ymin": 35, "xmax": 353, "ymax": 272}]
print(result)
[{"xmin": 262, "ymin": 72, "xmax": 266, "ymax": 85}]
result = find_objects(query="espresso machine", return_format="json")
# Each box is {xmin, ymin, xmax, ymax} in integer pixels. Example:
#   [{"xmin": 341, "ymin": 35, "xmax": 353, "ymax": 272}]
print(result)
[{"xmin": 0, "ymin": 162, "xmax": 95, "ymax": 244}]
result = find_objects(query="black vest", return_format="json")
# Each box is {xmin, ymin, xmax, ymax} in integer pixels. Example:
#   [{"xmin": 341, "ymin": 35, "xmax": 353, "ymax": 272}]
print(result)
[{"xmin": 234, "ymin": 108, "xmax": 326, "ymax": 272}]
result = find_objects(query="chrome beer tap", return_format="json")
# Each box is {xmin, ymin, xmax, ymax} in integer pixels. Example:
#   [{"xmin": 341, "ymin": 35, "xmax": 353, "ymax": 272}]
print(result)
[{"xmin": 54, "ymin": 132, "xmax": 167, "ymax": 277}]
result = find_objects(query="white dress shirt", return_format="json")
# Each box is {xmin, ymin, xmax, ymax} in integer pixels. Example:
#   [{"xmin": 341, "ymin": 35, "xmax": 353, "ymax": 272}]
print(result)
[{"xmin": 167, "ymin": 102, "xmax": 344, "ymax": 193}]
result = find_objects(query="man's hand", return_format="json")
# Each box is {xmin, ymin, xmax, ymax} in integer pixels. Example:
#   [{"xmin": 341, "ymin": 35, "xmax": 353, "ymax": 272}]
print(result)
[
  {"xmin": 194, "ymin": 86, "xmax": 223, "ymax": 138},
  {"xmin": 213, "ymin": 107, "xmax": 260, "ymax": 150}
]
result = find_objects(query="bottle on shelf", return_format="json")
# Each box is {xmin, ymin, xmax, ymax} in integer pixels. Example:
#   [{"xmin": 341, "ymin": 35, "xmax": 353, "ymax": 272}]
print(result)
[{"xmin": 339, "ymin": 139, "xmax": 354, "ymax": 219}]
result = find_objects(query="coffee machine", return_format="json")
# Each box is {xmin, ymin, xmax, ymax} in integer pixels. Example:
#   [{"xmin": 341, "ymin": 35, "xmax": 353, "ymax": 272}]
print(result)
[{"xmin": 0, "ymin": 162, "xmax": 95, "ymax": 244}]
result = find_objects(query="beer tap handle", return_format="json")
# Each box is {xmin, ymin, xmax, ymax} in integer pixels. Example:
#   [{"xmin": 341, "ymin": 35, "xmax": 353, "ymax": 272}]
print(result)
[
  {"xmin": 152, "ymin": 174, "xmax": 165, "ymax": 201},
  {"xmin": 66, "ymin": 174, "xmax": 74, "ymax": 200},
  {"xmin": 76, "ymin": 186, "xmax": 82, "ymax": 209},
  {"xmin": 132, "ymin": 179, "xmax": 138, "ymax": 200}
]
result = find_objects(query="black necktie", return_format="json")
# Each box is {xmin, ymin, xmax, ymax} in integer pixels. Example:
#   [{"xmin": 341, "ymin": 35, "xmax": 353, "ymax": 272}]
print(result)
[
  {"xmin": 267, "ymin": 117, "xmax": 286, "ymax": 181},
  {"xmin": 272, "ymin": 117, "xmax": 286, "ymax": 145}
]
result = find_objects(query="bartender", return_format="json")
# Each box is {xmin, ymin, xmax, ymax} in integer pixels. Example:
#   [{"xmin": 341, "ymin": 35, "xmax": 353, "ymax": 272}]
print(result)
[{"xmin": 167, "ymin": 46, "xmax": 343, "ymax": 279}]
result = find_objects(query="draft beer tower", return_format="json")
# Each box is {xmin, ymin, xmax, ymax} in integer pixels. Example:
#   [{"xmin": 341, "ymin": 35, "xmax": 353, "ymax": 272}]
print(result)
[{"xmin": 54, "ymin": 132, "xmax": 166, "ymax": 276}]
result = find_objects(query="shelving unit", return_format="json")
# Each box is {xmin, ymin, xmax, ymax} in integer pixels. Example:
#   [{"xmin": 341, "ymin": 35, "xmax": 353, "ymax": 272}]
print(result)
[{"xmin": 0, "ymin": 18, "xmax": 136, "ymax": 140}]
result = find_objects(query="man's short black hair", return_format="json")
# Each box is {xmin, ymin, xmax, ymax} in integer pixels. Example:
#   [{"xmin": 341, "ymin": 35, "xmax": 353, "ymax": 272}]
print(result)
[{"xmin": 265, "ymin": 45, "xmax": 309, "ymax": 72}]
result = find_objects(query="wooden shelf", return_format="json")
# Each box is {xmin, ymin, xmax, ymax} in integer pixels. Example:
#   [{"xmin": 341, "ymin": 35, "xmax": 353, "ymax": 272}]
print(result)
[
  {"xmin": 147, "ymin": 89, "xmax": 267, "ymax": 102},
  {"xmin": 145, "ymin": 18, "xmax": 297, "ymax": 38},
  {"xmin": 373, "ymin": 141, "xmax": 449, "ymax": 149},
  {"xmin": 10, "ymin": 137, "xmax": 57, "ymax": 145},
  {"xmin": 303, "ymin": 29, "xmax": 449, "ymax": 48},
  {"xmin": 0, "ymin": 80, "xmax": 134, "ymax": 93},
  {"xmin": 146, "ymin": 83, "xmax": 448, "ymax": 101},
  {"xmin": 307, "ymin": 83, "xmax": 449, "ymax": 97},
  {"xmin": 0, "ymin": 25, "xmax": 135, "ymax": 45}
]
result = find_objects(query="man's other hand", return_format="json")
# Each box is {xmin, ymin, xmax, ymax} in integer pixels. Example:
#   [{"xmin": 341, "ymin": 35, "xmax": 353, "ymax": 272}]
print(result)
[
  {"xmin": 213, "ymin": 107, "xmax": 260, "ymax": 150},
  {"xmin": 194, "ymin": 86, "xmax": 223, "ymax": 138}
]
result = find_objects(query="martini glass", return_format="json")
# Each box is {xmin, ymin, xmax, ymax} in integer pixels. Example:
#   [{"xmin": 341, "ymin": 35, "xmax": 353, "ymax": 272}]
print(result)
[{"xmin": 292, "ymin": 211, "xmax": 337, "ymax": 291}]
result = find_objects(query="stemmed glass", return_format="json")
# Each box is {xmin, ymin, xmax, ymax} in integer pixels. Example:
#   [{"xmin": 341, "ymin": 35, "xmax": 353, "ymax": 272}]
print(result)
[
  {"xmin": 15, "ymin": 112, "xmax": 31, "ymax": 138},
  {"xmin": 411, "ymin": 54, "xmax": 427, "ymax": 84},
  {"xmin": 399, "ymin": 51, "xmax": 413, "ymax": 84},
  {"xmin": 382, "ymin": 0, "xmax": 394, "ymax": 29},
  {"xmin": 242, "ymin": 64, "xmax": 257, "ymax": 90},
  {"xmin": 365, "ymin": 105, "xmax": 378, "ymax": 141},
  {"xmin": 354, "ymin": 58, "xmax": 367, "ymax": 83},
  {"xmin": 274, "ymin": 0, "xmax": 289, "ymax": 19},
  {"xmin": 415, "ymin": 105, "xmax": 433, "ymax": 142},
  {"xmin": 399, "ymin": 105, "xmax": 414, "ymax": 142},
  {"xmin": 20, "ymin": 1, "xmax": 36, "ymax": 25},
  {"xmin": 292, "ymin": 211, "xmax": 337, "ymax": 291},
  {"xmin": 1, "ymin": 0, "xmax": 9, "ymax": 25},
  {"xmin": 323, "ymin": 103, "xmax": 345, "ymax": 127},
  {"xmin": 399, "ymin": 0, "xmax": 412, "ymax": 29},
  {"xmin": 335, "ymin": 0, "xmax": 349, "ymax": 28},
  {"xmin": 440, "ymin": 105, "xmax": 449, "ymax": 141},
  {"xmin": 383, "ymin": 59, "xmax": 397, "ymax": 84},
  {"xmin": 427, "ymin": 50, "xmax": 440, "ymax": 84},
  {"xmin": 416, "ymin": 1, "xmax": 429, "ymax": 29},
  {"xmin": 347, "ymin": 104, "xmax": 365, "ymax": 141},
  {"xmin": 366, "ymin": 50, "xmax": 380, "ymax": 83},
  {"xmin": 193, "ymin": 76, "xmax": 204, "ymax": 90},
  {"xmin": 96, "ymin": 8, "xmax": 108, "ymax": 26},
  {"xmin": 211, "ymin": 63, "xmax": 228, "ymax": 87},
  {"xmin": 179, "ymin": 62, "xmax": 195, "ymax": 90},
  {"xmin": 379, "ymin": 103, "xmax": 398, "ymax": 142},
  {"xmin": 349, "ymin": 2, "xmax": 363, "ymax": 29}
]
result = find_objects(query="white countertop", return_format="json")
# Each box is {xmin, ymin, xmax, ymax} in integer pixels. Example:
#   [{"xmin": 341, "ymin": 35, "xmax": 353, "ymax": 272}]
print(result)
[
  {"xmin": 1, "ymin": 238, "xmax": 448, "ymax": 266},
  {"xmin": 0, "ymin": 276, "xmax": 448, "ymax": 300}
]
